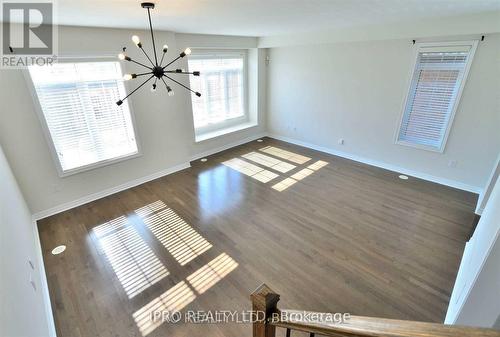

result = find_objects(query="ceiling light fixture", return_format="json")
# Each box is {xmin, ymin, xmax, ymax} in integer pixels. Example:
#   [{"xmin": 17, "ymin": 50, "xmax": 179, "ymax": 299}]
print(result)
[{"xmin": 116, "ymin": 2, "xmax": 201, "ymax": 106}]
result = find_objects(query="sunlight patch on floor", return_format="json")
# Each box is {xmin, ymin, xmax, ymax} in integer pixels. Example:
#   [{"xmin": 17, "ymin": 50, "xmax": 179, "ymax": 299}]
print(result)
[
  {"xmin": 221, "ymin": 147, "xmax": 328, "ymax": 192},
  {"xmin": 222, "ymin": 158, "xmax": 279, "ymax": 183},
  {"xmin": 271, "ymin": 177, "xmax": 298, "ymax": 192},
  {"xmin": 131, "ymin": 252, "xmax": 239, "ymax": 335},
  {"xmin": 271, "ymin": 161, "xmax": 329, "ymax": 192},
  {"xmin": 133, "ymin": 281, "xmax": 196, "ymax": 336},
  {"xmin": 187, "ymin": 253, "xmax": 239, "ymax": 294},
  {"xmin": 142, "ymin": 208, "xmax": 212, "ymax": 266},
  {"xmin": 242, "ymin": 151, "xmax": 296, "ymax": 173},
  {"xmin": 308, "ymin": 160, "xmax": 328, "ymax": 171},
  {"xmin": 135, "ymin": 200, "xmax": 168, "ymax": 218},
  {"xmin": 291, "ymin": 168, "xmax": 314, "ymax": 180},
  {"xmin": 95, "ymin": 217, "xmax": 169, "ymax": 298},
  {"xmin": 259, "ymin": 146, "xmax": 311, "ymax": 164},
  {"xmin": 93, "ymin": 216, "xmax": 129, "ymax": 238}
]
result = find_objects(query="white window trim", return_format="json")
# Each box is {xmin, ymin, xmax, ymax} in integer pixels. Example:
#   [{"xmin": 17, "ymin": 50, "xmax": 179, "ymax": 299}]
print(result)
[
  {"xmin": 188, "ymin": 49, "xmax": 250, "ymax": 142},
  {"xmin": 24, "ymin": 56, "xmax": 142, "ymax": 177},
  {"xmin": 394, "ymin": 40, "xmax": 478, "ymax": 153},
  {"xmin": 194, "ymin": 121, "xmax": 258, "ymax": 143}
]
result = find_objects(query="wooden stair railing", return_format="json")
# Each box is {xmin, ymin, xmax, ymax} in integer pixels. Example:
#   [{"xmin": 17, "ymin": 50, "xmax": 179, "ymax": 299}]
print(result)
[{"xmin": 250, "ymin": 284, "xmax": 500, "ymax": 337}]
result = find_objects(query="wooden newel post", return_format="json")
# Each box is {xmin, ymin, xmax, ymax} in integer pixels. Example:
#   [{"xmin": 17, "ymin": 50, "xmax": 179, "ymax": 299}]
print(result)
[{"xmin": 250, "ymin": 283, "xmax": 280, "ymax": 337}]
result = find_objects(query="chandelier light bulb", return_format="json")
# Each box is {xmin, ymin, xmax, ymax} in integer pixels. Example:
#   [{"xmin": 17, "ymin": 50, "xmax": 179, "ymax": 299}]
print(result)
[
  {"xmin": 162, "ymin": 44, "xmax": 168, "ymax": 52},
  {"xmin": 167, "ymin": 86, "xmax": 174, "ymax": 96},
  {"xmin": 151, "ymin": 83, "xmax": 157, "ymax": 92},
  {"xmin": 132, "ymin": 35, "xmax": 141, "ymax": 46},
  {"xmin": 118, "ymin": 53, "xmax": 126, "ymax": 60},
  {"xmin": 123, "ymin": 74, "xmax": 134, "ymax": 81},
  {"xmin": 184, "ymin": 48, "xmax": 192, "ymax": 55}
]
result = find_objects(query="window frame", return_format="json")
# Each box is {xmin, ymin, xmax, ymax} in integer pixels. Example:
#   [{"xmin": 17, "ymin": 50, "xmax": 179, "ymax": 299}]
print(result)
[
  {"xmin": 187, "ymin": 49, "xmax": 249, "ymax": 140},
  {"xmin": 24, "ymin": 56, "xmax": 142, "ymax": 177},
  {"xmin": 395, "ymin": 40, "xmax": 478, "ymax": 153}
]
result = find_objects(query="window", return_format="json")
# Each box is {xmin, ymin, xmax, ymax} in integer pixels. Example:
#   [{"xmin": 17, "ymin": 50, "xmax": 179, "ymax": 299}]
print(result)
[
  {"xmin": 396, "ymin": 41, "xmax": 477, "ymax": 152},
  {"xmin": 187, "ymin": 50, "xmax": 248, "ymax": 140},
  {"xmin": 29, "ymin": 61, "xmax": 139, "ymax": 176}
]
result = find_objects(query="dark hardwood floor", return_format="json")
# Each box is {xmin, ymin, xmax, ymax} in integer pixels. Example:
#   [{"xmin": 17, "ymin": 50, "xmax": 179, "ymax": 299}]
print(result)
[{"xmin": 38, "ymin": 137, "xmax": 478, "ymax": 337}]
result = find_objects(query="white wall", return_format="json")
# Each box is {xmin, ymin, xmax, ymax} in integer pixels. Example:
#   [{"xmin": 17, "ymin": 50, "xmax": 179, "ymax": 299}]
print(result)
[
  {"xmin": 476, "ymin": 155, "xmax": 500, "ymax": 214},
  {"xmin": 0, "ymin": 26, "xmax": 265, "ymax": 216},
  {"xmin": 266, "ymin": 33, "xmax": 500, "ymax": 192},
  {"xmin": 445, "ymin": 175, "xmax": 500, "ymax": 327},
  {"xmin": 0, "ymin": 144, "xmax": 52, "ymax": 337}
]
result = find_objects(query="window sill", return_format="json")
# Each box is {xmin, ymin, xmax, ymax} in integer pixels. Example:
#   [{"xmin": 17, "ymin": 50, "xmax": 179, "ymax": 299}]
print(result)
[
  {"xmin": 195, "ymin": 122, "xmax": 258, "ymax": 143},
  {"xmin": 395, "ymin": 140, "xmax": 444, "ymax": 153},
  {"xmin": 58, "ymin": 151, "xmax": 142, "ymax": 177}
]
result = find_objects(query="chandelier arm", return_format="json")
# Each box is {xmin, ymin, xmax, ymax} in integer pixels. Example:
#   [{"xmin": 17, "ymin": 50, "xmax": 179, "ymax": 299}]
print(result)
[
  {"xmin": 164, "ymin": 74, "xmax": 199, "ymax": 95},
  {"xmin": 162, "ymin": 55, "xmax": 182, "ymax": 70},
  {"xmin": 139, "ymin": 45, "xmax": 156, "ymax": 67},
  {"xmin": 160, "ymin": 77, "xmax": 170, "ymax": 89},
  {"xmin": 165, "ymin": 70, "xmax": 196, "ymax": 75},
  {"xmin": 151, "ymin": 77, "xmax": 158, "ymax": 91},
  {"xmin": 135, "ymin": 71, "xmax": 154, "ymax": 77},
  {"xmin": 129, "ymin": 58, "xmax": 153, "ymax": 70},
  {"xmin": 120, "ymin": 75, "xmax": 154, "ymax": 102},
  {"xmin": 159, "ymin": 52, "xmax": 166, "ymax": 67},
  {"xmin": 146, "ymin": 8, "xmax": 159, "ymax": 66}
]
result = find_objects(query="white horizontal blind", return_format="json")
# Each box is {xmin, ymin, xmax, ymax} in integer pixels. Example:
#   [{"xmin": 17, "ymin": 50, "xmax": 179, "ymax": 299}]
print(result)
[
  {"xmin": 187, "ymin": 52, "xmax": 246, "ymax": 130},
  {"xmin": 398, "ymin": 44, "xmax": 474, "ymax": 151},
  {"xmin": 29, "ymin": 62, "xmax": 138, "ymax": 173}
]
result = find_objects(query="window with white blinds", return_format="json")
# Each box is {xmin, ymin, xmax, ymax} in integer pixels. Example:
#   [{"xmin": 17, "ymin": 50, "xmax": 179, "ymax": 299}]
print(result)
[
  {"xmin": 187, "ymin": 50, "xmax": 247, "ymax": 136},
  {"xmin": 29, "ymin": 61, "xmax": 139, "ymax": 175},
  {"xmin": 397, "ymin": 41, "xmax": 477, "ymax": 152}
]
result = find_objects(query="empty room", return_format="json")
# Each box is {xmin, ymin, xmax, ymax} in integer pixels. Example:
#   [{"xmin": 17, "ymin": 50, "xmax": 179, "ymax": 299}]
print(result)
[{"xmin": 1, "ymin": 1, "xmax": 500, "ymax": 336}]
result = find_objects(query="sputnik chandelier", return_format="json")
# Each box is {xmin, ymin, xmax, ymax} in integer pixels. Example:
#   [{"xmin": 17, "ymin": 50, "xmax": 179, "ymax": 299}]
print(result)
[{"xmin": 116, "ymin": 2, "xmax": 201, "ymax": 106}]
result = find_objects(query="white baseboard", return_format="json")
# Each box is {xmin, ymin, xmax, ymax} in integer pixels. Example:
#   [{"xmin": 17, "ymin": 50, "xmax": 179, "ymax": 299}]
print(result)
[
  {"xmin": 32, "ymin": 162, "xmax": 191, "ymax": 221},
  {"xmin": 268, "ymin": 133, "xmax": 483, "ymax": 195},
  {"xmin": 32, "ymin": 220, "xmax": 57, "ymax": 337},
  {"xmin": 191, "ymin": 132, "xmax": 267, "ymax": 162}
]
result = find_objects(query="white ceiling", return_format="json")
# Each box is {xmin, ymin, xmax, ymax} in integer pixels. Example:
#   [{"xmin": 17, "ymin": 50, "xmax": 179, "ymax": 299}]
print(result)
[{"xmin": 44, "ymin": 0, "xmax": 500, "ymax": 36}]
